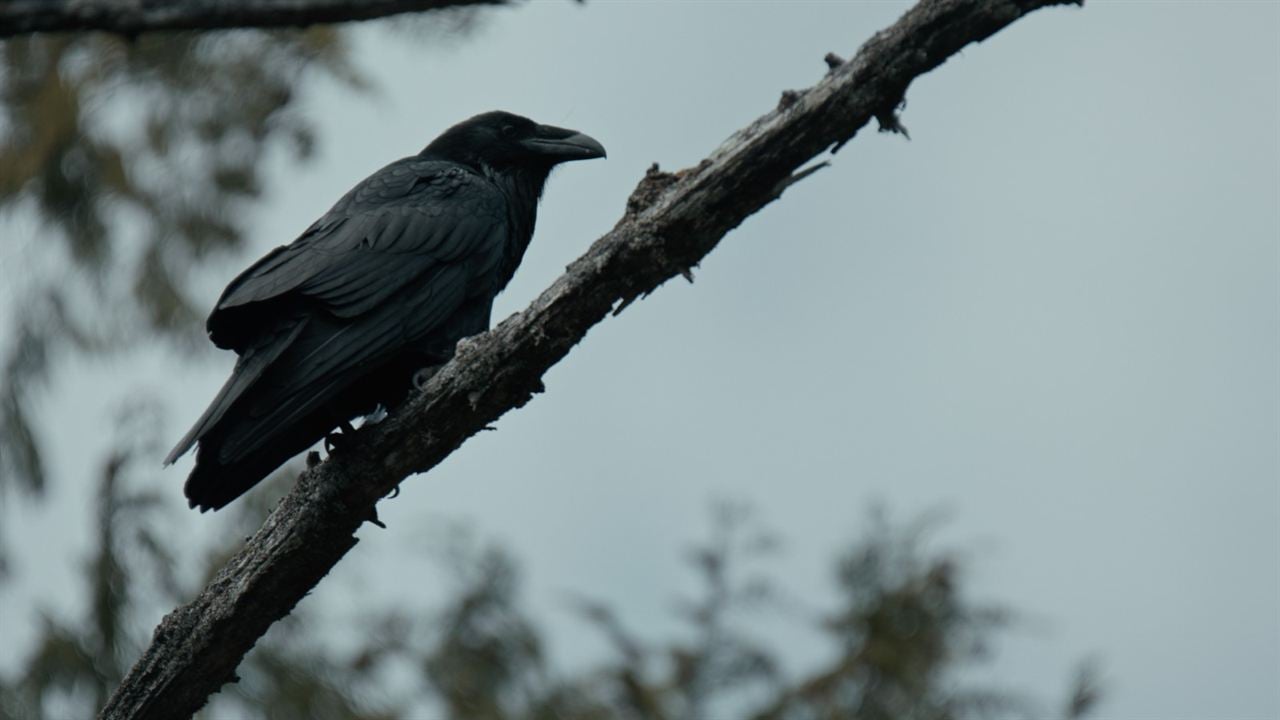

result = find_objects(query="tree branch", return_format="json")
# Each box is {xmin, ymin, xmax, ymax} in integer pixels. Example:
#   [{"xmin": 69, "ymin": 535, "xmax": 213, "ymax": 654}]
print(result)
[
  {"xmin": 0, "ymin": 0, "xmax": 511, "ymax": 38},
  {"xmin": 100, "ymin": 0, "xmax": 1080, "ymax": 717}
]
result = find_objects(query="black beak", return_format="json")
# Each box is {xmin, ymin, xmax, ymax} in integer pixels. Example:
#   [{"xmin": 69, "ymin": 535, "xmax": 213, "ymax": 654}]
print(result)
[{"xmin": 522, "ymin": 124, "xmax": 607, "ymax": 162}]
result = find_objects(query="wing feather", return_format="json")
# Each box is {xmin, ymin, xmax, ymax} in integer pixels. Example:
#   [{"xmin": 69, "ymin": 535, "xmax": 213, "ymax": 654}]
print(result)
[
  {"xmin": 164, "ymin": 317, "xmax": 307, "ymax": 464},
  {"xmin": 218, "ymin": 254, "xmax": 475, "ymax": 462},
  {"xmin": 183, "ymin": 157, "xmax": 507, "ymax": 469},
  {"xmin": 206, "ymin": 159, "xmax": 502, "ymax": 347}
]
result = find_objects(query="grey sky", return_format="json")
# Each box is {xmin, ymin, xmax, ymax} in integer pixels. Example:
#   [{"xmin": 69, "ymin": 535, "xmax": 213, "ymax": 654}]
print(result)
[{"xmin": 2, "ymin": 1, "xmax": 1277, "ymax": 718}]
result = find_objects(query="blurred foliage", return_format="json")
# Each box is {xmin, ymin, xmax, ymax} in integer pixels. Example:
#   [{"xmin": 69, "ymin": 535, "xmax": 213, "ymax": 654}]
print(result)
[
  {"xmin": 0, "ymin": 9, "xmax": 1103, "ymax": 720},
  {"xmin": 0, "ymin": 400, "xmax": 173, "ymax": 716},
  {"xmin": 0, "ymin": 26, "xmax": 365, "ymax": 503},
  {"xmin": 0, "ymin": 468, "xmax": 1103, "ymax": 719}
]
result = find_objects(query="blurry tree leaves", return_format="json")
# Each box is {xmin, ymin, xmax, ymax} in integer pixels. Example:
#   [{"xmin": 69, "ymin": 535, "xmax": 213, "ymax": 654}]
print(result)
[
  {"xmin": 0, "ymin": 400, "xmax": 172, "ymax": 716},
  {"xmin": 0, "ymin": 466, "xmax": 1103, "ymax": 719},
  {"xmin": 0, "ymin": 26, "xmax": 364, "ymax": 505}
]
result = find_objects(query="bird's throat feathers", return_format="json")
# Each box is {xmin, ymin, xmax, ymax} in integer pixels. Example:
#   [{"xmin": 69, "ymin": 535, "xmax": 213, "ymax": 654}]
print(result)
[{"xmin": 481, "ymin": 162, "xmax": 545, "ymax": 254}]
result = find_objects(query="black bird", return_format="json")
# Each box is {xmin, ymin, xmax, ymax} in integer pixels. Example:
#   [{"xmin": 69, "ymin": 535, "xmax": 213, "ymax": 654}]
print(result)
[{"xmin": 166, "ymin": 111, "xmax": 605, "ymax": 511}]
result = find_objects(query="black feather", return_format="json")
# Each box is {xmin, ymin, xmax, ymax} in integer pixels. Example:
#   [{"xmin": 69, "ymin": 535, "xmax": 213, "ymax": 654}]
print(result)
[{"xmin": 170, "ymin": 111, "xmax": 605, "ymax": 510}]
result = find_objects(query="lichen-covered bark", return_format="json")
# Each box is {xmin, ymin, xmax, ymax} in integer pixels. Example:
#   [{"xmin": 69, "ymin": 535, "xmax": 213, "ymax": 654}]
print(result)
[
  {"xmin": 100, "ymin": 0, "xmax": 1081, "ymax": 717},
  {"xmin": 0, "ymin": 0, "xmax": 510, "ymax": 37}
]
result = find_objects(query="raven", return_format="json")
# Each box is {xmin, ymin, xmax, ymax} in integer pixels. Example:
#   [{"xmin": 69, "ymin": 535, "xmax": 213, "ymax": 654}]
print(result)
[{"xmin": 166, "ymin": 111, "xmax": 605, "ymax": 511}]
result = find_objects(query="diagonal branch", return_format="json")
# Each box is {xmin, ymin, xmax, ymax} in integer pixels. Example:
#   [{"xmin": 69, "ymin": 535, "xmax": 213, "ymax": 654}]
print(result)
[
  {"xmin": 0, "ymin": 0, "xmax": 512, "ymax": 38},
  {"xmin": 100, "ymin": 0, "xmax": 1081, "ymax": 717}
]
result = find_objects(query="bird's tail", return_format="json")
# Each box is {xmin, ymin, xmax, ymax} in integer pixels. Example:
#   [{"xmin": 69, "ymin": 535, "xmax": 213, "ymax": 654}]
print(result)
[
  {"xmin": 183, "ymin": 419, "xmax": 323, "ymax": 511},
  {"xmin": 184, "ymin": 450, "xmax": 283, "ymax": 512},
  {"xmin": 165, "ymin": 319, "xmax": 307, "ymax": 466}
]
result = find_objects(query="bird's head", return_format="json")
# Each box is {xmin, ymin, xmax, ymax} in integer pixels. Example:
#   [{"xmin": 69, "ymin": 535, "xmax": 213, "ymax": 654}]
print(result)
[{"xmin": 422, "ymin": 111, "xmax": 606, "ymax": 173}]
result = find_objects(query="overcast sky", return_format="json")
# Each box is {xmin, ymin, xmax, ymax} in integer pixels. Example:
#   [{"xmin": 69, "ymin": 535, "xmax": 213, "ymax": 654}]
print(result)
[{"xmin": 3, "ymin": 1, "xmax": 1277, "ymax": 718}]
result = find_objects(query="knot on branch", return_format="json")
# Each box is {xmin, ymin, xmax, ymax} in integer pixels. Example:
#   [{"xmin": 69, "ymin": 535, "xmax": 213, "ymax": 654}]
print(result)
[
  {"xmin": 875, "ymin": 110, "xmax": 911, "ymax": 139},
  {"xmin": 624, "ymin": 163, "xmax": 678, "ymax": 216},
  {"xmin": 875, "ymin": 95, "xmax": 911, "ymax": 140}
]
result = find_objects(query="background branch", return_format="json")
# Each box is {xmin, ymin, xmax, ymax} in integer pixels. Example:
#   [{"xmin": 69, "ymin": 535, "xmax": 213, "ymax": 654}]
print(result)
[
  {"xmin": 0, "ymin": 0, "xmax": 511, "ymax": 38},
  {"xmin": 99, "ymin": 0, "xmax": 1080, "ymax": 717}
]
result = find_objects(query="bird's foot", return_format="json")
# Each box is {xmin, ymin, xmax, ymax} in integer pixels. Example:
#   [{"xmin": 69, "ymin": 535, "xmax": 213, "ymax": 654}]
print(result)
[
  {"xmin": 324, "ymin": 420, "xmax": 357, "ymax": 454},
  {"xmin": 413, "ymin": 365, "xmax": 443, "ymax": 392}
]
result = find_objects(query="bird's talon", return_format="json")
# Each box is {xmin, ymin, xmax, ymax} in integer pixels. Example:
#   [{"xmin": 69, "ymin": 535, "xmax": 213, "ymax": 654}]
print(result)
[
  {"xmin": 324, "ymin": 433, "xmax": 342, "ymax": 453},
  {"xmin": 324, "ymin": 420, "xmax": 357, "ymax": 454}
]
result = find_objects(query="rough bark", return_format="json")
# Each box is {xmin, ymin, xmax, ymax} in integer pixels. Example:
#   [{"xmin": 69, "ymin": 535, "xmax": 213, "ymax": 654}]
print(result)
[
  {"xmin": 99, "ymin": 0, "xmax": 1081, "ymax": 717},
  {"xmin": 0, "ymin": 0, "xmax": 510, "ymax": 38}
]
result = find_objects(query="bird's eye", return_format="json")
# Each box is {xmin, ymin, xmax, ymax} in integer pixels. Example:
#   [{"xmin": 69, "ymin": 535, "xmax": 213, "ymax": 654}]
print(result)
[{"xmin": 500, "ymin": 125, "xmax": 516, "ymax": 138}]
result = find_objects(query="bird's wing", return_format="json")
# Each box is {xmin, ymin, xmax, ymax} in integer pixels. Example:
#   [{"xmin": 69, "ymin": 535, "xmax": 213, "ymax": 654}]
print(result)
[
  {"xmin": 163, "ymin": 317, "xmax": 308, "ymax": 465},
  {"xmin": 207, "ymin": 158, "xmax": 505, "ymax": 349},
  {"xmin": 170, "ymin": 159, "xmax": 507, "ymax": 465},
  {"xmin": 214, "ymin": 261, "xmax": 478, "ymax": 464}
]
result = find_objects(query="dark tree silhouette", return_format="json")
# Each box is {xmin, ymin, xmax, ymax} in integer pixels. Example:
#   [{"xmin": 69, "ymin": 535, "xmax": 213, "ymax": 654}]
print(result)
[{"xmin": 0, "ymin": 0, "xmax": 509, "ymax": 37}]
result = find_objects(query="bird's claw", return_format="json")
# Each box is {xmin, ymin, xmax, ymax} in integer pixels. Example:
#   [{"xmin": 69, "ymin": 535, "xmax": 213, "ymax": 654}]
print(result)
[
  {"xmin": 324, "ymin": 420, "xmax": 357, "ymax": 454},
  {"xmin": 324, "ymin": 434, "xmax": 346, "ymax": 453}
]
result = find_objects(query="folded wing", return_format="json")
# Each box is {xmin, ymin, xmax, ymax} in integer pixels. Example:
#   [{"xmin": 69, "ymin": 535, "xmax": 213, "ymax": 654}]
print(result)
[{"xmin": 167, "ymin": 159, "xmax": 507, "ymax": 480}]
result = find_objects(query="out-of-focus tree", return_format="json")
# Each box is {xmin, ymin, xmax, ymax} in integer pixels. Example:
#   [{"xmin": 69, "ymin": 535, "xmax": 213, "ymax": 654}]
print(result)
[
  {"xmin": 0, "ymin": 445, "xmax": 1102, "ymax": 720},
  {"xmin": 0, "ymin": 401, "xmax": 174, "ymax": 717},
  {"xmin": 0, "ymin": 404, "xmax": 393, "ymax": 720},
  {"xmin": 0, "ymin": 28, "xmax": 362, "ymax": 495},
  {"xmin": 750, "ymin": 510, "xmax": 1101, "ymax": 720},
  {"xmin": 0, "ymin": 4, "xmax": 490, "ymax": 571}
]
